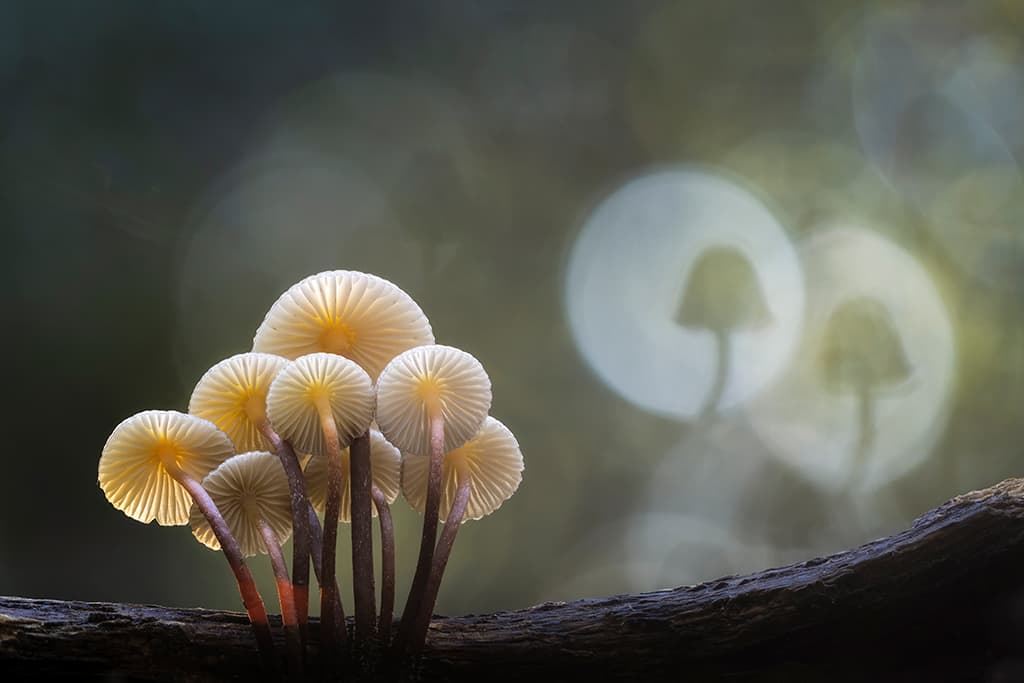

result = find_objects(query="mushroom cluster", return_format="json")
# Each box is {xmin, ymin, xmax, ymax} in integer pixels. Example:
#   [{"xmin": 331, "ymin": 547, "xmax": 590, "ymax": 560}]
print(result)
[{"xmin": 97, "ymin": 270, "xmax": 524, "ymax": 679}]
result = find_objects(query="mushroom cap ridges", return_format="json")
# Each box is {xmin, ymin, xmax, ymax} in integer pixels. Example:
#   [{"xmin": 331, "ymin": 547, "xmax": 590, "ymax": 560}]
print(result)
[
  {"xmin": 251, "ymin": 270, "xmax": 434, "ymax": 380},
  {"xmin": 303, "ymin": 429, "xmax": 402, "ymax": 522},
  {"xmin": 402, "ymin": 416, "xmax": 523, "ymax": 522},
  {"xmin": 266, "ymin": 352, "xmax": 375, "ymax": 456},
  {"xmin": 98, "ymin": 410, "xmax": 235, "ymax": 526},
  {"xmin": 375, "ymin": 344, "xmax": 492, "ymax": 456},
  {"xmin": 189, "ymin": 451, "xmax": 293, "ymax": 557},
  {"xmin": 188, "ymin": 352, "xmax": 290, "ymax": 452}
]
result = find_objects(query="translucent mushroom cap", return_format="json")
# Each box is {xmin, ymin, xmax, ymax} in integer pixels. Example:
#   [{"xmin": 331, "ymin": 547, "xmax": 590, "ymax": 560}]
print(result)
[
  {"xmin": 818, "ymin": 296, "xmax": 912, "ymax": 394},
  {"xmin": 402, "ymin": 416, "xmax": 523, "ymax": 523},
  {"xmin": 251, "ymin": 270, "xmax": 434, "ymax": 380},
  {"xmin": 266, "ymin": 352, "xmax": 375, "ymax": 456},
  {"xmin": 98, "ymin": 410, "xmax": 235, "ymax": 526},
  {"xmin": 189, "ymin": 451, "xmax": 293, "ymax": 557},
  {"xmin": 676, "ymin": 246, "xmax": 772, "ymax": 333},
  {"xmin": 188, "ymin": 352, "xmax": 290, "ymax": 452},
  {"xmin": 376, "ymin": 344, "xmax": 492, "ymax": 456},
  {"xmin": 303, "ymin": 429, "xmax": 402, "ymax": 522}
]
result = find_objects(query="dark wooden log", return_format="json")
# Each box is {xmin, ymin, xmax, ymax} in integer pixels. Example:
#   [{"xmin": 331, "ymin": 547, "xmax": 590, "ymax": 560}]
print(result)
[{"xmin": 5, "ymin": 478, "xmax": 1024, "ymax": 681}]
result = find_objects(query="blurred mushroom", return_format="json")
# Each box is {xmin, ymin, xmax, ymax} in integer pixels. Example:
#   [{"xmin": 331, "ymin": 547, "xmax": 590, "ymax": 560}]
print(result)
[
  {"xmin": 266, "ymin": 352, "xmax": 375, "ymax": 655},
  {"xmin": 375, "ymin": 344, "xmax": 491, "ymax": 653},
  {"xmin": 253, "ymin": 269, "xmax": 432, "ymax": 649},
  {"xmin": 188, "ymin": 352, "xmax": 314, "ymax": 645},
  {"xmin": 399, "ymin": 416, "xmax": 524, "ymax": 655},
  {"xmin": 189, "ymin": 451, "xmax": 302, "ymax": 676},
  {"xmin": 818, "ymin": 295, "xmax": 912, "ymax": 482},
  {"xmin": 304, "ymin": 429, "xmax": 402, "ymax": 638},
  {"xmin": 97, "ymin": 410, "xmax": 275, "ymax": 668},
  {"xmin": 676, "ymin": 246, "xmax": 772, "ymax": 418}
]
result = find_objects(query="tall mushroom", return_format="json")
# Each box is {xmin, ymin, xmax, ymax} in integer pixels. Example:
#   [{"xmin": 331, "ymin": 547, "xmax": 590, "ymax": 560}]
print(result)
[
  {"xmin": 676, "ymin": 246, "xmax": 772, "ymax": 419},
  {"xmin": 252, "ymin": 270, "xmax": 433, "ymax": 646},
  {"xmin": 97, "ymin": 410, "xmax": 275, "ymax": 668},
  {"xmin": 399, "ymin": 416, "xmax": 524, "ymax": 655},
  {"xmin": 374, "ymin": 344, "xmax": 492, "ymax": 654},
  {"xmin": 188, "ymin": 352, "xmax": 314, "ymax": 643},
  {"xmin": 266, "ymin": 352, "xmax": 374, "ymax": 657},
  {"xmin": 189, "ymin": 451, "xmax": 302, "ymax": 676},
  {"xmin": 303, "ymin": 429, "xmax": 402, "ymax": 638},
  {"xmin": 818, "ymin": 295, "xmax": 912, "ymax": 482}
]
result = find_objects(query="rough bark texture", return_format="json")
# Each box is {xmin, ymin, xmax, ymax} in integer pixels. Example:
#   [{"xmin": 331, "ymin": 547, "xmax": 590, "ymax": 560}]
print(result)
[{"xmin": 5, "ymin": 478, "xmax": 1024, "ymax": 681}]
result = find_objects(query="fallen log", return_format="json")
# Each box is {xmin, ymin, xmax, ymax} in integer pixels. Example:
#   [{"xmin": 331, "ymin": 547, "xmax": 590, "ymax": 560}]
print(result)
[{"xmin": 4, "ymin": 478, "xmax": 1024, "ymax": 681}]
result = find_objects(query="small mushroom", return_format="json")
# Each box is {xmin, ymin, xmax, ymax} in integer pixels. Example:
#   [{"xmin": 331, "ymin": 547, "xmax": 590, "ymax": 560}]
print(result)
[
  {"xmin": 676, "ymin": 245, "xmax": 772, "ymax": 418},
  {"xmin": 189, "ymin": 451, "xmax": 302, "ymax": 676},
  {"xmin": 266, "ymin": 352, "xmax": 375, "ymax": 654},
  {"xmin": 188, "ymin": 352, "xmax": 314, "ymax": 643},
  {"xmin": 303, "ymin": 428, "xmax": 402, "ymax": 638},
  {"xmin": 97, "ymin": 410, "xmax": 275, "ymax": 667},
  {"xmin": 253, "ymin": 269, "xmax": 433, "ymax": 648},
  {"xmin": 399, "ymin": 416, "xmax": 524, "ymax": 655},
  {"xmin": 374, "ymin": 344, "xmax": 491, "ymax": 653},
  {"xmin": 818, "ymin": 295, "xmax": 912, "ymax": 482}
]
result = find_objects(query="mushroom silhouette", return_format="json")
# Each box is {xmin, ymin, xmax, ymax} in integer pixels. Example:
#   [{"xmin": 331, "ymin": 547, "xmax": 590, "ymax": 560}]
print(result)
[
  {"xmin": 375, "ymin": 344, "xmax": 492, "ymax": 655},
  {"xmin": 97, "ymin": 411, "xmax": 276, "ymax": 668},
  {"xmin": 253, "ymin": 270, "xmax": 433, "ymax": 649},
  {"xmin": 676, "ymin": 245, "xmax": 772, "ymax": 419},
  {"xmin": 399, "ymin": 416, "xmax": 524, "ymax": 656},
  {"xmin": 188, "ymin": 352, "xmax": 314, "ymax": 646},
  {"xmin": 818, "ymin": 296, "xmax": 912, "ymax": 483},
  {"xmin": 304, "ymin": 428, "xmax": 402, "ymax": 638},
  {"xmin": 266, "ymin": 352, "xmax": 375, "ymax": 659},
  {"xmin": 189, "ymin": 451, "xmax": 302, "ymax": 676}
]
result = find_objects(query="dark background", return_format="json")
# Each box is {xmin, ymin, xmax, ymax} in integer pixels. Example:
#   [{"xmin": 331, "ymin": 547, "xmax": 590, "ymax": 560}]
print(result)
[{"xmin": 3, "ymin": 0, "xmax": 1023, "ymax": 616}]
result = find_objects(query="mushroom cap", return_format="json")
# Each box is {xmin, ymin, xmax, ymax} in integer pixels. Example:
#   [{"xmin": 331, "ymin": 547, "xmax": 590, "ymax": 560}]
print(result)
[
  {"xmin": 189, "ymin": 451, "xmax": 293, "ymax": 557},
  {"xmin": 818, "ymin": 295, "xmax": 912, "ymax": 393},
  {"xmin": 303, "ymin": 429, "xmax": 402, "ymax": 522},
  {"xmin": 251, "ymin": 270, "xmax": 434, "ymax": 380},
  {"xmin": 375, "ymin": 344, "xmax": 492, "ymax": 456},
  {"xmin": 98, "ymin": 410, "xmax": 236, "ymax": 526},
  {"xmin": 401, "ymin": 416, "xmax": 523, "ymax": 523},
  {"xmin": 266, "ymin": 352, "xmax": 375, "ymax": 456},
  {"xmin": 188, "ymin": 352, "xmax": 290, "ymax": 452},
  {"xmin": 676, "ymin": 246, "xmax": 772, "ymax": 333}
]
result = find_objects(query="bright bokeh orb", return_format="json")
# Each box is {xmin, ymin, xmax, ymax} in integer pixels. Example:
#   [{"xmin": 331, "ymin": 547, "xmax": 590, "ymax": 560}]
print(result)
[{"xmin": 564, "ymin": 167, "xmax": 804, "ymax": 420}]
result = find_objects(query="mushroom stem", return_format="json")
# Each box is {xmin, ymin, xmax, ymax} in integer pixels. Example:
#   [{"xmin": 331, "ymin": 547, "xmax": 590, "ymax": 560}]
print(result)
[
  {"xmin": 394, "ymin": 412, "xmax": 445, "ymax": 655},
  {"xmin": 853, "ymin": 385, "xmax": 875, "ymax": 485},
  {"xmin": 165, "ymin": 464, "xmax": 276, "ymax": 671},
  {"xmin": 316, "ymin": 405, "xmax": 346, "ymax": 665},
  {"xmin": 407, "ymin": 463, "xmax": 472, "ymax": 657},
  {"xmin": 257, "ymin": 420, "xmax": 312, "ymax": 645},
  {"xmin": 257, "ymin": 517, "xmax": 303, "ymax": 678},
  {"xmin": 699, "ymin": 329, "xmax": 730, "ymax": 420},
  {"xmin": 349, "ymin": 430, "xmax": 377, "ymax": 644},
  {"xmin": 371, "ymin": 484, "xmax": 396, "ymax": 643},
  {"xmin": 306, "ymin": 502, "xmax": 346, "ymax": 640}
]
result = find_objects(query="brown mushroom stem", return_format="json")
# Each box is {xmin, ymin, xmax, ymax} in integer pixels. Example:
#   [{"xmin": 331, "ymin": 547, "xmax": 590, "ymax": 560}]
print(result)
[
  {"xmin": 307, "ymin": 500, "xmax": 346, "ymax": 639},
  {"xmin": 257, "ymin": 419, "xmax": 312, "ymax": 644},
  {"xmin": 349, "ymin": 430, "xmax": 377, "ymax": 644},
  {"xmin": 394, "ymin": 412, "xmax": 446, "ymax": 655},
  {"xmin": 316, "ymin": 404, "xmax": 346, "ymax": 665},
  {"xmin": 257, "ymin": 517, "xmax": 303, "ymax": 677},
  {"xmin": 162, "ymin": 460, "xmax": 276, "ymax": 671},
  {"xmin": 371, "ymin": 484, "xmax": 396, "ymax": 642},
  {"xmin": 407, "ymin": 463, "xmax": 472, "ymax": 657}
]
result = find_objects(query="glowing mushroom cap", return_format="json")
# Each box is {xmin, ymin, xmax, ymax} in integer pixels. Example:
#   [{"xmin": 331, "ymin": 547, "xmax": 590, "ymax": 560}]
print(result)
[
  {"xmin": 251, "ymin": 270, "xmax": 434, "ymax": 380},
  {"xmin": 375, "ymin": 344, "xmax": 492, "ymax": 456},
  {"xmin": 188, "ymin": 352, "xmax": 290, "ymax": 452},
  {"xmin": 402, "ymin": 416, "xmax": 523, "ymax": 522},
  {"xmin": 303, "ymin": 429, "xmax": 402, "ymax": 522},
  {"xmin": 189, "ymin": 451, "xmax": 293, "ymax": 557},
  {"xmin": 266, "ymin": 352, "xmax": 375, "ymax": 456},
  {"xmin": 98, "ymin": 410, "xmax": 235, "ymax": 526}
]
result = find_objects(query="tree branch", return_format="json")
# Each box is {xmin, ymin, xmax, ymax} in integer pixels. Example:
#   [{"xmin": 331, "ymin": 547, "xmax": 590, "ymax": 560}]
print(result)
[{"xmin": 5, "ymin": 478, "xmax": 1024, "ymax": 681}]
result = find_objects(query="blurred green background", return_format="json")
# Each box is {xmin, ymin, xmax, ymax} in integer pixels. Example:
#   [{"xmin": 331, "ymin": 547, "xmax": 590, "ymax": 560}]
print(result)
[{"xmin": 4, "ymin": 0, "xmax": 1024, "ymax": 618}]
